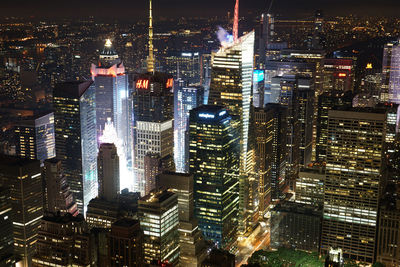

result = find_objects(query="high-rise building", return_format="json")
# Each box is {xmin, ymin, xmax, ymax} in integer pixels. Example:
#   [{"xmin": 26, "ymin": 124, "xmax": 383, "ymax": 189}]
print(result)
[
  {"xmin": 14, "ymin": 112, "xmax": 55, "ymax": 161},
  {"xmin": 43, "ymin": 159, "xmax": 78, "ymax": 216},
  {"xmin": 109, "ymin": 218, "xmax": 143, "ymax": 267},
  {"xmin": 315, "ymin": 91, "xmax": 353, "ymax": 163},
  {"xmin": 174, "ymin": 85, "xmax": 204, "ymax": 173},
  {"xmin": 163, "ymin": 52, "xmax": 201, "ymax": 85},
  {"xmin": 91, "ymin": 40, "xmax": 132, "ymax": 190},
  {"xmin": 321, "ymin": 108, "xmax": 387, "ymax": 264},
  {"xmin": 156, "ymin": 171, "xmax": 207, "ymax": 266},
  {"xmin": 0, "ymin": 156, "xmax": 43, "ymax": 266},
  {"xmin": 381, "ymin": 40, "xmax": 400, "ymax": 103},
  {"xmin": 132, "ymin": 72, "xmax": 174, "ymax": 195},
  {"xmin": 298, "ymin": 83, "xmax": 314, "ymax": 167},
  {"xmin": 98, "ymin": 143, "xmax": 120, "ymax": 201},
  {"xmin": 144, "ymin": 153, "xmax": 161, "ymax": 196},
  {"xmin": 296, "ymin": 167, "xmax": 325, "ymax": 207},
  {"xmin": 208, "ymin": 31, "xmax": 254, "ymax": 233},
  {"xmin": 0, "ymin": 186, "xmax": 15, "ymax": 266},
  {"xmin": 257, "ymin": 13, "xmax": 274, "ymax": 68},
  {"xmin": 189, "ymin": 105, "xmax": 240, "ymax": 250},
  {"xmin": 32, "ymin": 213, "xmax": 93, "ymax": 267},
  {"xmin": 254, "ymin": 104, "xmax": 287, "ymax": 213},
  {"xmin": 323, "ymin": 58, "xmax": 354, "ymax": 93},
  {"xmin": 138, "ymin": 189, "xmax": 180, "ymax": 265},
  {"xmin": 54, "ymin": 81, "xmax": 98, "ymax": 214}
]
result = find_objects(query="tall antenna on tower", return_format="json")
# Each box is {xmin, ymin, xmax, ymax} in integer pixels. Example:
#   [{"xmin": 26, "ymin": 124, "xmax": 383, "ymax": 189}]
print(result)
[
  {"xmin": 147, "ymin": 0, "xmax": 155, "ymax": 73},
  {"xmin": 233, "ymin": 0, "xmax": 239, "ymax": 42}
]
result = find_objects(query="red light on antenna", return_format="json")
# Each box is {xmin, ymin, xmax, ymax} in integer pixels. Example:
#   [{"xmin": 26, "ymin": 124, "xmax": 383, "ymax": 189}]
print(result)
[{"xmin": 136, "ymin": 79, "xmax": 149, "ymax": 89}]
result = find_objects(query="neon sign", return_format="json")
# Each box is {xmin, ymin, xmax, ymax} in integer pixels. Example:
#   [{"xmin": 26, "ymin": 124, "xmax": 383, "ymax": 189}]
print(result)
[
  {"xmin": 253, "ymin": 70, "xmax": 264, "ymax": 83},
  {"xmin": 136, "ymin": 79, "xmax": 149, "ymax": 89},
  {"xmin": 219, "ymin": 110, "xmax": 226, "ymax": 117},
  {"xmin": 166, "ymin": 78, "xmax": 173, "ymax": 88},
  {"xmin": 338, "ymin": 73, "xmax": 347, "ymax": 77},
  {"xmin": 199, "ymin": 113, "xmax": 215, "ymax": 119}
]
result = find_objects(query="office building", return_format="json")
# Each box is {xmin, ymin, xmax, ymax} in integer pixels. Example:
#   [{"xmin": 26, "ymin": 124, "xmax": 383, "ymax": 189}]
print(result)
[
  {"xmin": 271, "ymin": 201, "xmax": 322, "ymax": 252},
  {"xmin": 208, "ymin": 31, "xmax": 255, "ymax": 233},
  {"xmin": 109, "ymin": 218, "xmax": 143, "ymax": 267},
  {"xmin": 156, "ymin": 172, "xmax": 207, "ymax": 266},
  {"xmin": 14, "ymin": 112, "xmax": 55, "ymax": 161},
  {"xmin": 254, "ymin": 104, "xmax": 287, "ymax": 213},
  {"xmin": 43, "ymin": 159, "xmax": 78, "ymax": 216},
  {"xmin": 0, "ymin": 156, "xmax": 43, "ymax": 266},
  {"xmin": 298, "ymin": 82, "xmax": 314, "ymax": 167},
  {"xmin": 138, "ymin": 189, "xmax": 180, "ymax": 265},
  {"xmin": 323, "ymin": 58, "xmax": 354, "ymax": 93},
  {"xmin": 98, "ymin": 143, "xmax": 120, "ymax": 201},
  {"xmin": 164, "ymin": 52, "xmax": 201, "ymax": 85},
  {"xmin": 174, "ymin": 85, "xmax": 204, "ymax": 173},
  {"xmin": 189, "ymin": 105, "xmax": 240, "ymax": 250},
  {"xmin": 32, "ymin": 213, "xmax": 92, "ymax": 267},
  {"xmin": 296, "ymin": 167, "xmax": 325, "ymax": 207},
  {"xmin": 0, "ymin": 187, "xmax": 15, "ymax": 266},
  {"xmin": 321, "ymin": 108, "xmax": 387, "ymax": 263},
  {"xmin": 54, "ymin": 81, "xmax": 98, "ymax": 214},
  {"xmin": 132, "ymin": 72, "xmax": 174, "ymax": 195},
  {"xmin": 381, "ymin": 40, "xmax": 400, "ymax": 103},
  {"xmin": 91, "ymin": 40, "xmax": 132, "ymax": 189},
  {"xmin": 144, "ymin": 153, "xmax": 161, "ymax": 196},
  {"xmin": 315, "ymin": 91, "xmax": 353, "ymax": 163}
]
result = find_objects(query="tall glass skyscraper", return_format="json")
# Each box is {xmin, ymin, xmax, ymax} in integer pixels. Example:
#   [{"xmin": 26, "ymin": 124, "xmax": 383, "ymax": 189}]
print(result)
[
  {"xmin": 174, "ymin": 85, "xmax": 204, "ymax": 173},
  {"xmin": 189, "ymin": 105, "xmax": 240, "ymax": 250},
  {"xmin": 91, "ymin": 40, "xmax": 133, "ymax": 191},
  {"xmin": 54, "ymin": 81, "xmax": 98, "ymax": 214},
  {"xmin": 382, "ymin": 40, "xmax": 400, "ymax": 104},
  {"xmin": 208, "ymin": 31, "xmax": 255, "ymax": 233}
]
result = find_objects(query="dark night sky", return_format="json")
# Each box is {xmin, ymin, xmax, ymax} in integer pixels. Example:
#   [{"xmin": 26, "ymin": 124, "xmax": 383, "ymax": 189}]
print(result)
[{"xmin": 1, "ymin": 0, "xmax": 400, "ymax": 19}]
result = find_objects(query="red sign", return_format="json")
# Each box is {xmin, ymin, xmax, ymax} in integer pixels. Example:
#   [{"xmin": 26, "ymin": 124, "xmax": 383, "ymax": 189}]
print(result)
[
  {"xmin": 166, "ymin": 78, "xmax": 173, "ymax": 89},
  {"xmin": 136, "ymin": 79, "xmax": 149, "ymax": 89}
]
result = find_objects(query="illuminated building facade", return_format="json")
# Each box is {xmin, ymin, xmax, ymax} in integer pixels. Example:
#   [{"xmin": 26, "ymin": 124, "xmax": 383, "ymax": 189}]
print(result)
[
  {"xmin": 91, "ymin": 40, "xmax": 133, "ymax": 190},
  {"xmin": 381, "ymin": 41, "xmax": 400, "ymax": 103},
  {"xmin": 144, "ymin": 153, "xmax": 161, "ymax": 195},
  {"xmin": 138, "ymin": 190, "xmax": 180, "ymax": 265},
  {"xmin": 174, "ymin": 85, "xmax": 204, "ymax": 173},
  {"xmin": 254, "ymin": 104, "xmax": 287, "ymax": 212},
  {"xmin": 54, "ymin": 81, "xmax": 98, "ymax": 214},
  {"xmin": 164, "ymin": 52, "xmax": 201, "ymax": 85},
  {"xmin": 132, "ymin": 72, "xmax": 174, "ymax": 195},
  {"xmin": 189, "ymin": 105, "xmax": 240, "ymax": 250},
  {"xmin": 296, "ymin": 167, "xmax": 325, "ymax": 207},
  {"xmin": 14, "ymin": 112, "xmax": 56, "ymax": 161},
  {"xmin": 32, "ymin": 213, "xmax": 92, "ymax": 267},
  {"xmin": 208, "ymin": 31, "xmax": 254, "ymax": 233},
  {"xmin": 156, "ymin": 172, "xmax": 207, "ymax": 266},
  {"xmin": 0, "ymin": 186, "xmax": 15, "ymax": 266},
  {"xmin": 43, "ymin": 159, "xmax": 78, "ymax": 216},
  {"xmin": 323, "ymin": 58, "xmax": 354, "ymax": 93},
  {"xmin": 109, "ymin": 218, "xmax": 143, "ymax": 266},
  {"xmin": 298, "ymin": 82, "xmax": 314, "ymax": 167},
  {"xmin": 0, "ymin": 156, "xmax": 43, "ymax": 266},
  {"xmin": 253, "ymin": 69, "xmax": 265, "ymax": 108},
  {"xmin": 321, "ymin": 108, "xmax": 387, "ymax": 264}
]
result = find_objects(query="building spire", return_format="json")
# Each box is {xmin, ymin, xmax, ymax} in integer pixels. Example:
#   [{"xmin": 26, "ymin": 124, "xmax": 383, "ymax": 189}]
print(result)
[
  {"xmin": 147, "ymin": 0, "xmax": 155, "ymax": 73},
  {"xmin": 233, "ymin": 0, "xmax": 239, "ymax": 42}
]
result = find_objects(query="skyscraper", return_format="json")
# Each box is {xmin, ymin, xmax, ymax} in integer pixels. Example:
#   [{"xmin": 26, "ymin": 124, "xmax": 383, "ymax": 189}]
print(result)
[
  {"xmin": 381, "ymin": 40, "xmax": 400, "ymax": 103},
  {"xmin": 14, "ymin": 112, "xmax": 55, "ymax": 161},
  {"xmin": 43, "ymin": 159, "xmax": 78, "ymax": 216},
  {"xmin": 98, "ymin": 143, "xmax": 120, "ymax": 201},
  {"xmin": 156, "ymin": 171, "xmax": 207, "ymax": 266},
  {"xmin": 208, "ymin": 30, "xmax": 255, "ymax": 233},
  {"xmin": 54, "ymin": 81, "xmax": 98, "ymax": 213},
  {"xmin": 189, "ymin": 105, "xmax": 240, "ymax": 250},
  {"xmin": 164, "ymin": 52, "xmax": 201, "ymax": 85},
  {"xmin": 0, "ymin": 156, "xmax": 43, "ymax": 266},
  {"xmin": 0, "ymin": 186, "xmax": 15, "ymax": 266},
  {"xmin": 174, "ymin": 85, "xmax": 204, "ymax": 173},
  {"xmin": 138, "ymin": 189, "xmax": 180, "ymax": 265},
  {"xmin": 91, "ymin": 40, "xmax": 132, "ymax": 191},
  {"xmin": 109, "ymin": 218, "xmax": 143, "ymax": 267},
  {"xmin": 254, "ymin": 104, "xmax": 287, "ymax": 212},
  {"xmin": 321, "ymin": 108, "xmax": 387, "ymax": 264},
  {"xmin": 132, "ymin": 72, "xmax": 174, "ymax": 195},
  {"xmin": 144, "ymin": 153, "xmax": 161, "ymax": 195}
]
